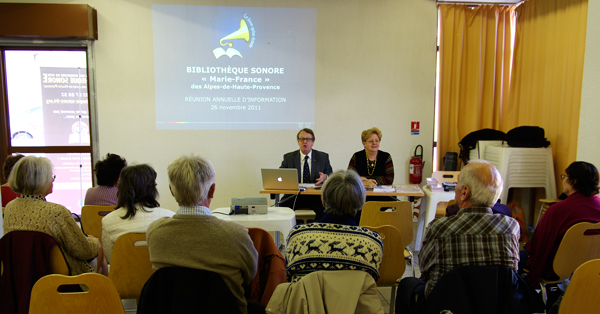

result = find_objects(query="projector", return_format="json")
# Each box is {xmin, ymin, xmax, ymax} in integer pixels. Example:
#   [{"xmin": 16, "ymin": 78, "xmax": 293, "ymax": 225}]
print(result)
[{"xmin": 230, "ymin": 197, "xmax": 268, "ymax": 215}]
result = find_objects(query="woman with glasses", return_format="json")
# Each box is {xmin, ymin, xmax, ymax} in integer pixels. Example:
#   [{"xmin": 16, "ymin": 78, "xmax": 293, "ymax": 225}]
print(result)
[
  {"xmin": 347, "ymin": 127, "xmax": 394, "ymax": 187},
  {"xmin": 3, "ymin": 156, "xmax": 107, "ymax": 275},
  {"xmin": 101, "ymin": 164, "xmax": 174, "ymax": 263},
  {"xmin": 522, "ymin": 161, "xmax": 600, "ymax": 286}
]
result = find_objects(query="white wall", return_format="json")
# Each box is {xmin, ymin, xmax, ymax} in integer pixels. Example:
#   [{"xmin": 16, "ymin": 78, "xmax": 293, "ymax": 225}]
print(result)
[
  {"xmin": 577, "ymin": 0, "xmax": 600, "ymax": 166},
  {"xmin": 20, "ymin": 0, "xmax": 437, "ymax": 210}
]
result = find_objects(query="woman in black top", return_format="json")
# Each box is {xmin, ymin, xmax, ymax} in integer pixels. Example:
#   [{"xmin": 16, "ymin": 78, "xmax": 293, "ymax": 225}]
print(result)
[{"xmin": 348, "ymin": 127, "xmax": 394, "ymax": 187}]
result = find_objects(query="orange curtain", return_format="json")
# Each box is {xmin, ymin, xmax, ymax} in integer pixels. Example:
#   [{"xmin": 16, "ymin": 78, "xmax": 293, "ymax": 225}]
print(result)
[
  {"xmin": 505, "ymin": 0, "xmax": 588, "ymax": 188},
  {"xmin": 438, "ymin": 4, "xmax": 515, "ymax": 168}
]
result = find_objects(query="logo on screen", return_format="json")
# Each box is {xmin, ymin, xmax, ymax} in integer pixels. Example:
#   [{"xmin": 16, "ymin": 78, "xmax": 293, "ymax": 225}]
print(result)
[
  {"xmin": 277, "ymin": 177, "xmax": 283, "ymax": 182},
  {"xmin": 213, "ymin": 15, "xmax": 255, "ymax": 59}
]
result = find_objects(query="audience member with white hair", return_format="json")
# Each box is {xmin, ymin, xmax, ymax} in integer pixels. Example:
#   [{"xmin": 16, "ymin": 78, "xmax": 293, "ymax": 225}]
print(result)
[
  {"xmin": 395, "ymin": 160, "xmax": 521, "ymax": 313},
  {"xmin": 146, "ymin": 155, "xmax": 259, "ymax": 314}
]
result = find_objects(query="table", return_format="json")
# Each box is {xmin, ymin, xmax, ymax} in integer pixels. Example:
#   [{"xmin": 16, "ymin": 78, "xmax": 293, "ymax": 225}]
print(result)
[
  {"xmin": 260, "ymin": 184, "xmax": 424, "ymax": 198},
  {"xmin": 213, "ymin": 206, "xmax": 296, "ymax": 248},
  {"xmin": 414, "ymin": 187, "xmax": 455, "ymax": 251}
]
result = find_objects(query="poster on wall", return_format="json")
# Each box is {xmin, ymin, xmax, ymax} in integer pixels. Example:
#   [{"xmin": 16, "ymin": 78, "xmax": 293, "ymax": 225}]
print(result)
[
  {"xmin": 152, "ymin": 5, "xmax": 316, "ymax": 130},
  {"xmin": 39, "ymin": 67, "xmax": 90, "ymax": 146}
]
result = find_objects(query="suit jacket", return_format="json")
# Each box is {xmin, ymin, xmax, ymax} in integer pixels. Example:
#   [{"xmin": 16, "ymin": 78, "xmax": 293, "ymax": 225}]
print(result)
[{"xmin": 279, "ymin": 149, "xmax": 333, "ymax": 183}]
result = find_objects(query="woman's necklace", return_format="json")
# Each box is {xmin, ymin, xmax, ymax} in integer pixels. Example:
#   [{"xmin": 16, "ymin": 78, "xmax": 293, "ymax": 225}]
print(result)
[{"xmin": 366, "ymin": 151, "xmax": 377, "ymax": 176}]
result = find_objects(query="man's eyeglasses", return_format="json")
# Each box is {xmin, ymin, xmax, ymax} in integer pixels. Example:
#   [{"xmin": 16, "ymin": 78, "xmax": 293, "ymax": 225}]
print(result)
[
  {"xmin": 298, "ymin": 138, "xmax": 314, "ymax": 142},
  {"xmin": 561, "ymin": 174, "xmax": 568, "ymax": 180}
]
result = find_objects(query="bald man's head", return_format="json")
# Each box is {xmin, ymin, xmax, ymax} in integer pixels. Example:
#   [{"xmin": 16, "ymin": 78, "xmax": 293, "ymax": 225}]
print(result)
[{"xmin": 455, "ymin": 160, "xmax": 503, "ymax": 208}]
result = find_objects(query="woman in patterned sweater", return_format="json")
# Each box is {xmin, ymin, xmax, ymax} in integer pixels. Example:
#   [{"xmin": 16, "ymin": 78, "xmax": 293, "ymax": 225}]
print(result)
[{"xmin": 285, "ymin": 170, "xmax": 384, "ymax": 283}]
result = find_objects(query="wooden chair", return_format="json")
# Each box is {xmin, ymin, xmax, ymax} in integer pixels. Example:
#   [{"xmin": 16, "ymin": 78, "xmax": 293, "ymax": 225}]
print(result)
[
  {"xmin": 137, "ymin": 267, "xmax": 241, "ymax": 314},
  {"xmin": 431, "ymin": 171, "xmax": 460, "ymax": 219},
  {"xmin": 294, "ymin": 208, "xmax": 316, "ymax": 224},
  {"xmin": 108, "ymin": 233, "xmax": 153, "ymax": 300},
  {"xmin": 535, "ymin": 198, "xmax": 561, "ymax": 227},
  {"xmin": 363, "ymin": 225, "xmax": 404, "ymax": 314},
  {"xmin": 49, "ymin": 244, "xmax": 70, "ymax": 275},
  {"xmin": 0, "ymin": 231, "xmax": 70, "ymax": 314},
  {"xmin": 80, "ymin": 205, "xmax": 115, "ymax": 240},
  {"xmin": 558, "ymin": 259, "xmax": 600, "ymax": 313},
  {"xmin": 436, "ymin": 199, "xmax": 456, "ymax": 218},
  {"xmin": 540, "ymin": 222, "xmax": 600, "ymax": 303},
  {"xmin": 29, "ymin": 273, "xmax": 125, "ymax": 314},
  {"xmin": 431, "ymin": 171, "xmax": 460, "ymax": 185},
  {"xmin": 0, "ymin": 243, "xmax": 67, "ymax": 276},
  {"xmin": 359, "ymin": 201, "xmax": 414, "ymax": 272}
]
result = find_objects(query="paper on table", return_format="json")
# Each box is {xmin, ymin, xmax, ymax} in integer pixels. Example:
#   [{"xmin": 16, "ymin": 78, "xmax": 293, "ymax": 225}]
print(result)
[
  {"xmin": 373, "ymin": 186, "xmax": 396, "ymax": 193},
  {"xmin": 395, "ymin": 185, "xmax": 423, "ymax": 192}
]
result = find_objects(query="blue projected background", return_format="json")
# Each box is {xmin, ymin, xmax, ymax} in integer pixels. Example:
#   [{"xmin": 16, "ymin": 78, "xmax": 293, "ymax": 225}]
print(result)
[{"xmin": 152, "ymin": 5, "xmax": 316, "ymax": 130}]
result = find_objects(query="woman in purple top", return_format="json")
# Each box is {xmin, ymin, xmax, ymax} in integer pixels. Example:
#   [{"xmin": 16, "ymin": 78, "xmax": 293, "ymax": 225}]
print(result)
[
  {"xmin": 84, "ymin": 153, "xmax": 127, "ymax": 206},
  {"xmin": 524, "ymin": 161, "xmax": 600, "ymax": 286}
]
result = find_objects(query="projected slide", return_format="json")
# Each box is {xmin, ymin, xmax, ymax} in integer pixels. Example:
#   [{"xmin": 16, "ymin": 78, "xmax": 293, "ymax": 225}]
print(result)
[{"xmin": 152, "ymin": 5, "xmax": 316, "ymax": 130}]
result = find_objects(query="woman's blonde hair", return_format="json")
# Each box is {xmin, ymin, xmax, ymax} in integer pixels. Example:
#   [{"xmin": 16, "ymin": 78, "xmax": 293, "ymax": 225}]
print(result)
[
  {"xmin": 361, "ymin": 127, "xmax": 382, "ymax": 142},
  {"xmin": 8, "ymin": 156, "xmax": 54, "ymax": 195}
]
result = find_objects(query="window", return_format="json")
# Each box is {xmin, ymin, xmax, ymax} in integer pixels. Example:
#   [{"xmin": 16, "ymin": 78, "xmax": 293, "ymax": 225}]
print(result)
[{"xmin": 1, "ymin": 46, "xmax": 97, "ymax": 214}]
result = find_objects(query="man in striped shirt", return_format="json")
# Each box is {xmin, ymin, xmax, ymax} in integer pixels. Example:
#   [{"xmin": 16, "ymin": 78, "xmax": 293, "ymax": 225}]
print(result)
[{"xmin": 397, "ymin": 160, "xmax": 520, "ymax": 313}]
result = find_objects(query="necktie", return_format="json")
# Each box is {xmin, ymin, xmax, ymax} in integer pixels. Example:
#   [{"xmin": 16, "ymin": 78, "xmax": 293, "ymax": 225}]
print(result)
[{"xmin": 303, "ymin": 155, "xmax": 311, "ymax": 183}]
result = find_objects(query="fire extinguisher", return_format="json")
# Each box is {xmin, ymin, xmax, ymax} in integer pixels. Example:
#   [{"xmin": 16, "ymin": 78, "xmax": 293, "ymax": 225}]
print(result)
[{"xmin": 409, "ymin": 145, "xmax": 424, "ymax": 184}]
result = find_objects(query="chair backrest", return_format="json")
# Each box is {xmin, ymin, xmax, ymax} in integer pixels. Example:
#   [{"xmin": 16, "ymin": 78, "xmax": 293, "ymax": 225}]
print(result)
[
  {"xmin": 359, "ymin": 201, "xmax": 413, "ymax": 247},
  {"xmin": 80, "ymin": 205, "xmax": 115, "ymax": 239},
  {"xmin": 431, "ymin": 171, "xmax": 460, "ymax": 184},
  {"xmin": 558, "ymin": 259, "xmax": 600, "ymax": 314},
  {"xmin": 108, "ymin": 233, "xmax": 153, "ymax": 299},
  {"xmin": 29, "ymin": 273, "xmax": 125, "ymax": 314},
  {"xmin": 363, "ymin": 225, "xmax": 405, "ymax": 287},
  {"xmin": 427, "ymin": 265, "xmax": 544, "ymax": 314},
  {"xmin": 0, "ymin": 231, "xmax": 70, "ymax": 314},
  {"xmin": 0, "ymin": 238, "xmax": 68, "ymax": 277},
  {"xmin": 137, "ymin": 267, "xmax": 241, "ymax": 314},
  {"xmin": 552, "ymin": 221, "xmax": 600, "ymax": 281},
  {"xmin": 49, "ymin": 245, "xmax": 69, "ymax": 275}
]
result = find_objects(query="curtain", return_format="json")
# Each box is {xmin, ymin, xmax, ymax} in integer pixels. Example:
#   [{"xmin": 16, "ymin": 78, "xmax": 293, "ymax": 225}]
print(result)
[
  {"xmin": 438, "ymin": 4, "xmax": 515, "ymax": 168},
  {"xmin": 505, "ymin": 0, "xmax": 588, "ymax": 187}
]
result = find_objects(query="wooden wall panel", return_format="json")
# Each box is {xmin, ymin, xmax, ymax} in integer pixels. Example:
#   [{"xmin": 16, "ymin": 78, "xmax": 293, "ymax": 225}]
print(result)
[{"xmin": 0, "ymin": 3, "xmax": 97, "ymax": 40}]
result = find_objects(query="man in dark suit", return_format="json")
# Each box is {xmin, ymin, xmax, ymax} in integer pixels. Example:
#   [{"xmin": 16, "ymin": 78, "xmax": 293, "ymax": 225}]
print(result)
[{"xmin": 279, "ymin": 128, "xmax": 333, "ymax": 219}]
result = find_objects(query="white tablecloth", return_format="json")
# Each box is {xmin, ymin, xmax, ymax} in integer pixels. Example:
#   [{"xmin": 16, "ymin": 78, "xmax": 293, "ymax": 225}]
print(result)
[{"xmin": 213, "ymin": 206, "xmax": 296, "ymax": 247}]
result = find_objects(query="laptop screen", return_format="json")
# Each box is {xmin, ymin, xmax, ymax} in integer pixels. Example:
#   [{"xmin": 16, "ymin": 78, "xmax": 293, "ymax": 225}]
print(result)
[{"xmin": 261, "ymin": 168, "xmax": 299, "ymax": 190}]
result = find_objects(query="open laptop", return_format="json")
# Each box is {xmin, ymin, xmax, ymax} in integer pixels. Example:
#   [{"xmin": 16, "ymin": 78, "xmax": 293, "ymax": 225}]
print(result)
[{"xmin": 261, "ymin": 168, "xmax": 299, "ymax": 190}]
